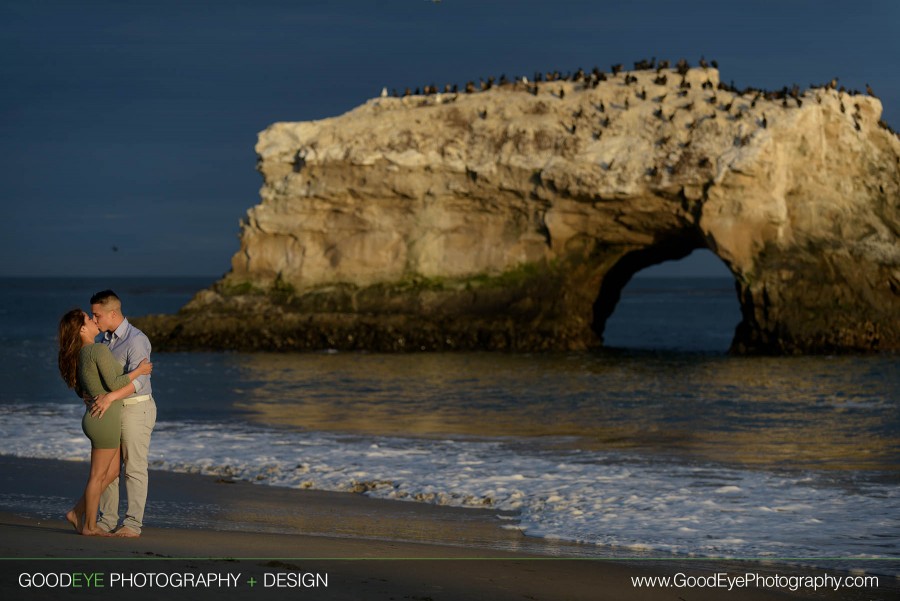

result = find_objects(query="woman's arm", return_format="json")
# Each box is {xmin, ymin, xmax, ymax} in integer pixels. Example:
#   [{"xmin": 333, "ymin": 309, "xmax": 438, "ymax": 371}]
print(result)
[
  {"xmin": 81, "ymin": 357, "xmax": 151, "ymax": 402},
  {"xmin": 94, "ymin": 345, "xmax": 151, "ymax": 391}
]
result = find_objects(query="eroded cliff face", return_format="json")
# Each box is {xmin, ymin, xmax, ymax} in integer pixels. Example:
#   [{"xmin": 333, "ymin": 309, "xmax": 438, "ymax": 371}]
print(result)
[{"xmin": 136, "ymin": 67, "xmax": 900, "ymax": 353}]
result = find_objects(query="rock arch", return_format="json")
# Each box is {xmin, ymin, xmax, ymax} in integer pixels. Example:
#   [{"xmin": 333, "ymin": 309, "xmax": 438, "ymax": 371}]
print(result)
[{"xmin": 136, "ymin": 67, "xmax": 900, "ymax": 354}]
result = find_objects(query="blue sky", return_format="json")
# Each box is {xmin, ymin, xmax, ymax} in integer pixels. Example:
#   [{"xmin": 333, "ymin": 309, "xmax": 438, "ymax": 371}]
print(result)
[{"xmin": 2, "ymin": 0, "xmax": 897, "ymax": 277}]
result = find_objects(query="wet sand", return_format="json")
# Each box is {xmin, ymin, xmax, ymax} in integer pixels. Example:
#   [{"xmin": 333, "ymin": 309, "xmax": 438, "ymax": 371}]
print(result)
[{"xmin": 0, "ymin": 456, "xmax": 892, "ymax": 600}]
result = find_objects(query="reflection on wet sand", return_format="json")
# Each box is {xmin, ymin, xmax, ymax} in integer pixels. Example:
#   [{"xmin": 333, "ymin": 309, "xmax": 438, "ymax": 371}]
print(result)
[{"xmin": 233, "ymin": 352, "xmax": 899, "ymax": 474}]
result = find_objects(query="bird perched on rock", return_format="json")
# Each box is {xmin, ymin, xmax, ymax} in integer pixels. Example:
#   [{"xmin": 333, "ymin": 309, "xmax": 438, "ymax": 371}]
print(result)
[{"xmin": 866, "ymin": 83, "xmax": 877, "ymax": 97}]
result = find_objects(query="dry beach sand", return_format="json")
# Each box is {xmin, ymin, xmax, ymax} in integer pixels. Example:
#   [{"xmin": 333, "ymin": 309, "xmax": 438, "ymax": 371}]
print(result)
[{"xmin": 0, "ymin": 456, "xmax": 893, "ymax": 600}]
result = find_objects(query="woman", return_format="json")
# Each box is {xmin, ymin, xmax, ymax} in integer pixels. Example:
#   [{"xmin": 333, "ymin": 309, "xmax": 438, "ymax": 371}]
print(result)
[{"xmin": 57, "ymin": 308, "xmax": 152, "ymax": 536}]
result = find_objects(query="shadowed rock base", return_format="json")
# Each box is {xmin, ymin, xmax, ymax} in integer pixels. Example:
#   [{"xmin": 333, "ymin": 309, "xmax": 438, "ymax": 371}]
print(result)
[{"xmin": 136, "ymin": 248, "xmax": 899, "ymax": 354}]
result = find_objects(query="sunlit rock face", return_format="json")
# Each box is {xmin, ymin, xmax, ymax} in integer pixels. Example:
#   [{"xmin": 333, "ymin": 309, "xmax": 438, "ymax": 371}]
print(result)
[{"xmin": 137, "ymin": 67, "xmax": 900, "ymax": 353}]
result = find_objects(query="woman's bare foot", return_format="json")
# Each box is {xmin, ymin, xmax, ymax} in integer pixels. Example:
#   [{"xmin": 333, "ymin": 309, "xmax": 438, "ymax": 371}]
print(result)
[
  {"xmin": 65, "ymin": 509, "xmax": 83, "ymax": 533},
  {"xmin": 80, "ymin": 527, "xmax": 111, "ymax": 537}
]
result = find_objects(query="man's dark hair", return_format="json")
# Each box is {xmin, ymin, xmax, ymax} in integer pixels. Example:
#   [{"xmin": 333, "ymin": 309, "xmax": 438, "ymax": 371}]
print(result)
[{"xmin": 90, "ymin": 289, "xmax": 120, "ymax": 305}]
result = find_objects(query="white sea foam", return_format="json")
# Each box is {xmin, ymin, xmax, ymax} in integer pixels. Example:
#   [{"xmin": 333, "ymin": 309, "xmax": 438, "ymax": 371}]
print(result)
[{"xmin": 1, "ymin": 404, "xmax": 898, "ymax": 563}]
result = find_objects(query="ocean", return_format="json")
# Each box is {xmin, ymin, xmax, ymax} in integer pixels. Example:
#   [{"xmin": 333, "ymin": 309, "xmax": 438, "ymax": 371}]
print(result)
[{"xmin": 0, "ymin": 277, "xmax": 897, "ymax": 573}]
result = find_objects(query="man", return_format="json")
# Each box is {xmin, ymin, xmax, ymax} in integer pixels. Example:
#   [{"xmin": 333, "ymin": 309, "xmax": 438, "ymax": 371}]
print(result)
[{"xmin": 89, "ymin": 290, "xmax": 156, "ymax": 538}]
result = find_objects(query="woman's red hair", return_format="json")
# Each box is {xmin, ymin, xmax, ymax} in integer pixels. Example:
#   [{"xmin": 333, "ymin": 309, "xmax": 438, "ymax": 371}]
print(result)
[{"xmin": 57, "ymin": 308, "xmax": 85, "ymax": 390}]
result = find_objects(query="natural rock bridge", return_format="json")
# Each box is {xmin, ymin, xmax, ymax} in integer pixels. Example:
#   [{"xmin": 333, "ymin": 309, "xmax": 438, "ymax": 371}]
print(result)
[{"xmin": 137, "ymin": 67, "xmax": 900, "ymax": 353}]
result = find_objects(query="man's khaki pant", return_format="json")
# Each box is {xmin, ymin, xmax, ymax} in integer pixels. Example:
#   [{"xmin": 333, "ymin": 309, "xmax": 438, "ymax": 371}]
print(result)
[{"xmin": 98, "ymin": 397, "xmax": 156, "ymax": 534}]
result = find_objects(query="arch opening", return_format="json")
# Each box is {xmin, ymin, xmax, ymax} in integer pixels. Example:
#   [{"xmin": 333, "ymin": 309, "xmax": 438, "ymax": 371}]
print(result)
[{"xmin": 593, "ymin": 245, "xmax": 742, "ymax": 352}]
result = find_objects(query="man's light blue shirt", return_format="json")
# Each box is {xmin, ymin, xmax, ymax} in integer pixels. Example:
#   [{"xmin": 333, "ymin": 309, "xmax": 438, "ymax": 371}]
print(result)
[{"xmin": 102, "ymin": 318, "xmax": 152, "ymax": 397}]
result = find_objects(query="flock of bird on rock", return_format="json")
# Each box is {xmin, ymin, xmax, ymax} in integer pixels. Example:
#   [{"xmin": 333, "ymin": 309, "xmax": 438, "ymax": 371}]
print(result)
[{"xmin": 381, "ymin": 57, "xmax": 896, "ymax": 136}]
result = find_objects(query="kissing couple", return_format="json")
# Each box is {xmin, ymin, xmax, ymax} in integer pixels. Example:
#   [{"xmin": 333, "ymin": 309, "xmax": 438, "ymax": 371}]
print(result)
[{"xmin": 56, "ymin": 290, "xmax": 157, "ymax": 537}]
